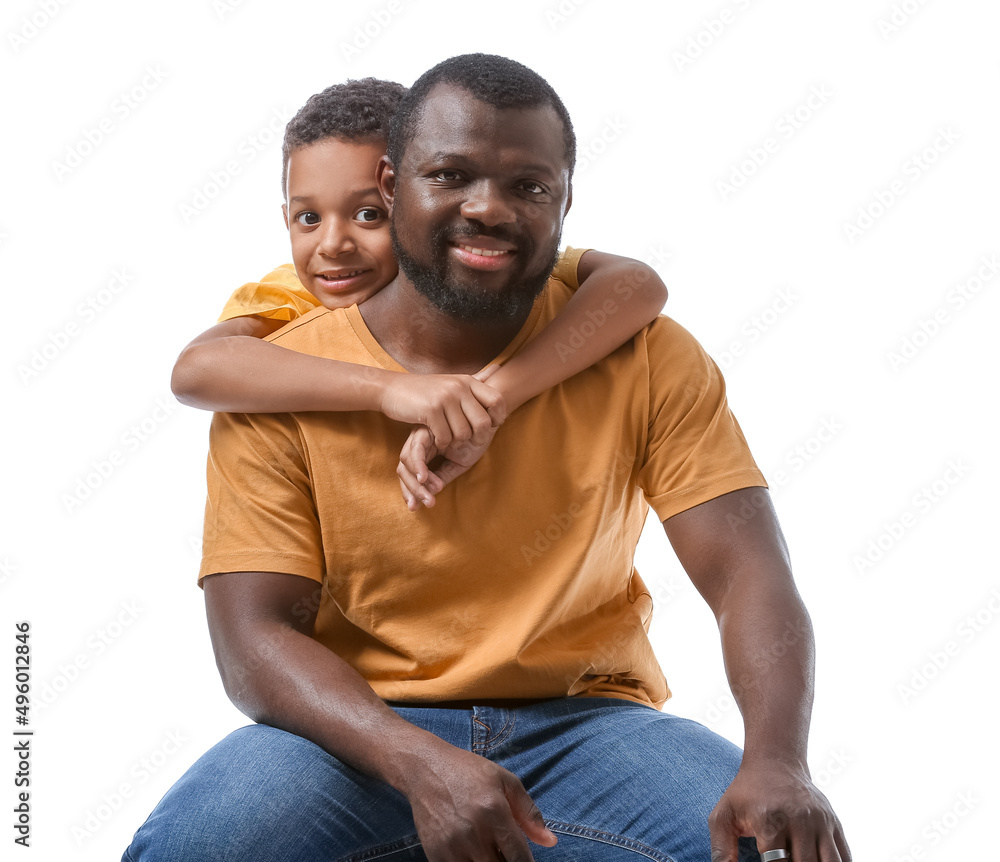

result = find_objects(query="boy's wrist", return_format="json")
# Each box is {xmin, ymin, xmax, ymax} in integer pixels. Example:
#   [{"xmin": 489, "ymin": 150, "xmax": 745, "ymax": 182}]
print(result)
[{"xmin": 484, "ymin": 365, "xmax": 529, "ymax": 412}]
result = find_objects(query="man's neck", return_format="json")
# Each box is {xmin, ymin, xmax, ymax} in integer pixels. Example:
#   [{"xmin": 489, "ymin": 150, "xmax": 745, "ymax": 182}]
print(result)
[{"xmin": 358, "ymin": 276, "xmax": 534, "ymax": 374}]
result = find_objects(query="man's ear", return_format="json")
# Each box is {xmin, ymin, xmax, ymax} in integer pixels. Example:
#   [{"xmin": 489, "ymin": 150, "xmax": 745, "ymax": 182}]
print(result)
[
  {"xmin": 564, "ymin": 182, "xmax": 572, "ymax": 218},
  {"xmin": 376, "ymin": 155, "xmax": 396, "ymax": 215},
  {"xmin": 281, "ymin": 202, "xmax": 289, "ymax": 230}
]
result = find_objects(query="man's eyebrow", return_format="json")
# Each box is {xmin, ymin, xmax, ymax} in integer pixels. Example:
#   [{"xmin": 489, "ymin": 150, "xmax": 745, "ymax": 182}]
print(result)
[{"xmin": 423, "ymin": 152, "xmax": 560, "ymax": 177}]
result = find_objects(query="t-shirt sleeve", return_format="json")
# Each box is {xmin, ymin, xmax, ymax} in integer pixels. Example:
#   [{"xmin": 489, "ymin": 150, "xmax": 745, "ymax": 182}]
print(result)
[
  {"xmin": 549, "ymin": 246, "xmax": 590, "ymax": 291},
  {"xmin": 637, "ymin": 317, "xmax": 767, "ymax": 521},
  {"xmin": 217, "ymin": 264, "xmax": 321, "ymax": 323},
  {"xmin": 199, "ymin": 410, "xmax": 324, "ymax": 585}
]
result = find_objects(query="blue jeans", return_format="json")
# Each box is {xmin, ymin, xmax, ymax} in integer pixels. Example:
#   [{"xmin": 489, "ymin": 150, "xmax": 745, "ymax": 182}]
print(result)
[{"xmin": 122, "ymin": 698, "xmax": 759, "ymax": 861}]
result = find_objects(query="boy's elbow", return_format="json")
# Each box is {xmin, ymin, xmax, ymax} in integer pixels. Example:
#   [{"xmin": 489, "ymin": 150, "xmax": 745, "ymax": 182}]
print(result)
[{"xmin": 170, "ymin": 345, "xmax": 208, "ymax": 406}]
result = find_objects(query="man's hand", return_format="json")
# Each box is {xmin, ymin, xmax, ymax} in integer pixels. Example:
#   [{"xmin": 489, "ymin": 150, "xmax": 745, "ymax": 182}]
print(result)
[
  {"xmin": 405, "ymin": 742, "xmax": 557, "ymax": 861},
  {"xmin": 708, "ymin": 759, "xmax": 851, "ymax": 862},
  {"xmin": 379, "ymin": 372, "xmax": 506, "ymax": 449}
]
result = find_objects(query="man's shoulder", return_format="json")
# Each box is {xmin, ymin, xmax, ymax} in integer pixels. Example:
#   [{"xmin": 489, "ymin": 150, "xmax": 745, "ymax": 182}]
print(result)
[{"xmin": 263, "ymin": 305, "xmax": 375, "ymax": 363}]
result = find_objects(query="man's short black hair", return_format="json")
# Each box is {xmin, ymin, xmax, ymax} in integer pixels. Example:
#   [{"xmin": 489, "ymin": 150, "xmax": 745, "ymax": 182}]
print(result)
[
  {"xmin": 387, "ymin": 54, "xmax": 576, "ymax": 179},
  {"xmin": 281, "ymin": 77, "xmax": 407, "ymax": 195}
]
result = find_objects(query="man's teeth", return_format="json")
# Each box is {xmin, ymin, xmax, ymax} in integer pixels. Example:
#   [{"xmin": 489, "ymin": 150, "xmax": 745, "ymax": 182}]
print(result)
[{"xmin": 459, "ymin": 244, "xmax": 508, "ymax": 257}]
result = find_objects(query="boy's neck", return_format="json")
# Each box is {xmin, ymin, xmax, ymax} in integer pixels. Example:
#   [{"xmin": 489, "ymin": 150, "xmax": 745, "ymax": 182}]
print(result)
[{"xmin": 358, "ymin": 276, "xmax": 532, "ymax": 375}]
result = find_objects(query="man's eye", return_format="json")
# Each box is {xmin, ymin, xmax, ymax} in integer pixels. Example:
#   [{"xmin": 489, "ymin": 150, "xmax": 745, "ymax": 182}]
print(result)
[
  {"xmin": 356, "ymin": 207, "xmax": 383, "ymax": 223},
  {"xmin": 520, "ymin": 182, "xmax": 546, "ymax": 195},
  {"xmin": 295, "ymin": 211, "xmax": 320, "ymax": 226},
  {"xmin": 434, "ymin": 170, "xmax": 461, "ymax": 181}
]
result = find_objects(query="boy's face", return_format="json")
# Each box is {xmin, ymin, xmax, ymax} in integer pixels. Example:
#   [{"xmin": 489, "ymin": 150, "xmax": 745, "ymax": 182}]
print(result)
[{"xmin": 282, "ymin": 138, "xmax": 396, "ymax": 310}]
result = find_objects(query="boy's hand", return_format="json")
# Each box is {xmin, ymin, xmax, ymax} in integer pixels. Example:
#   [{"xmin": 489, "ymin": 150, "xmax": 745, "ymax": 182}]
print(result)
[
  {"xmin": 379, "ymin": 372, "xmax": 506, "ymax": 449},
  {"xmin": 397, "ymin": 422, "xmax": 498, "ymax": 510}
]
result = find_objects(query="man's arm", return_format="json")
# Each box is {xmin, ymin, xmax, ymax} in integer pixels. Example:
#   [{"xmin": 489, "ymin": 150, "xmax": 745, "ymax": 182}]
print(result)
[
  {"xmin": 203, "ymin": 570, "xmax": 556, "ymax": 860},
  {"xmin": 662, "ymin": 487, "xmax": 851, "ymax": 862}
]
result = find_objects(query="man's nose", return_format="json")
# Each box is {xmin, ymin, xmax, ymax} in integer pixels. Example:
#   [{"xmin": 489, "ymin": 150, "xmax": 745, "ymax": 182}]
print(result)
[
  {"xmin": 459, "ymin": 180, "xmax": 516, "ymax": 227},
  {"xmin": 318, "ymin": 220, "xmax": 356, "ymax": 256}
]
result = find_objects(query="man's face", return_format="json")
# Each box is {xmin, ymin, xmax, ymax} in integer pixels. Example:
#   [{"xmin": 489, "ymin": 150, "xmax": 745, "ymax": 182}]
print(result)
[{"xmin": 383, "ymin": 83, "xmax": 572, "ymax": 323}]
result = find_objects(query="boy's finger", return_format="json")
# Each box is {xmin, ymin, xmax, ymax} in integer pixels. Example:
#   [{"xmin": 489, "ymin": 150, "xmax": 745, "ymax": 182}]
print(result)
[
  {"xmin": 397, "ymin": 460, "xmax": 435, "ymax": 509},
  {"xmin": 474, "ymin": 363, "xmax": 501, "ymax": 382},
  {"xmin": 470, "ymin": 380, "xmax": 507, "ymax": 426}
]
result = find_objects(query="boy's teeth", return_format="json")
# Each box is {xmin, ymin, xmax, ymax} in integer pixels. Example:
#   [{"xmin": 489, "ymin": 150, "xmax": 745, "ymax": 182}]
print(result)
[{"xmin": 460, "ymin": 244, "xmax": 507, "ymax": 257}]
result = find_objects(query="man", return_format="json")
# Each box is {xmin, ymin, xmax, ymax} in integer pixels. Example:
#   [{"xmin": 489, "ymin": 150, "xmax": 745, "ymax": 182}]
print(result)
[{"xmin": 123, "ymin": 54, "xmax": 850, "ymax": 862}]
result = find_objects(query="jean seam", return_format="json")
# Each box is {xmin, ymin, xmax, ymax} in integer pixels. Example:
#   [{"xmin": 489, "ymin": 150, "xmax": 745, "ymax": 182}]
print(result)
[
  {"xmin": 546, "ymin": 819, "xmax": 678, "ymax": 862},
  {"xmin": 472, "ymin": 708, "xmax": 516, "ymax": 753},
  {"xmin": 338, "ymin": 832, "xmax": 422, "ymax": 862}
]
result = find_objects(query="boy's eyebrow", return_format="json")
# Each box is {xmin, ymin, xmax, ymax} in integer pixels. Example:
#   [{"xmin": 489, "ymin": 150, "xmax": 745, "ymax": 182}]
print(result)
[{"xmin": 288, "ymin": 187, "xmax": 381, "ymax": 205}]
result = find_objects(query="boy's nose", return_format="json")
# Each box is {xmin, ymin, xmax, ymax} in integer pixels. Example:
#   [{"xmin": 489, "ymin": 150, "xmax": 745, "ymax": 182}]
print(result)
[{"xmin": 318, "ymin": 221, "xmax": 356, "ymax": 256}]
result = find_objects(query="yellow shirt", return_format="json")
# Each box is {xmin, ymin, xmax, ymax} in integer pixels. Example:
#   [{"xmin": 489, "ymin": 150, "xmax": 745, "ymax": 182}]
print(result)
[
  {"xmin": 217, "ymin": 249, "xmax": 585, "ymax": 322},
  {"xmin": 200, "ymin": 269, "xmax": 766, "ymax": 709}
]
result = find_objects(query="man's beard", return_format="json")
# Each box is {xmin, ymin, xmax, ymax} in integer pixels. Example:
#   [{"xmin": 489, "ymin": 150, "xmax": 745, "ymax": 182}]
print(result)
[{"xmin": 390, "ymin": 219, "xmax": 560, "ymax": 325}]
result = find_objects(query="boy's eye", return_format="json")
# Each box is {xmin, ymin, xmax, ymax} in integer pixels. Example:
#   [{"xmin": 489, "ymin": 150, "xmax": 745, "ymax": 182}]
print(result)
[
  {"xmin": 295, "ymin": 211, "xmax": 320, "ymax": 226},
  {"xmin": 356, "ymin": 207, "xmax": 383, "ymax": 223}
]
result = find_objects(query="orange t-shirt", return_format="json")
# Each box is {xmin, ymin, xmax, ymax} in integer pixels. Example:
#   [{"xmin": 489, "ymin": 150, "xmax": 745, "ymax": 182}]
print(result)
[{"xmin": 200, "ymin": 273, "xmax": 766, "ymax": 709}]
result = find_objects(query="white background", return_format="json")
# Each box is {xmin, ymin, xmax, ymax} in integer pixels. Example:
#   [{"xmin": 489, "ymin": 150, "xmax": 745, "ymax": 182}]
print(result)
[{"xmin": 2, "ymin": 0, "xmax": 998, "ymax": 859}]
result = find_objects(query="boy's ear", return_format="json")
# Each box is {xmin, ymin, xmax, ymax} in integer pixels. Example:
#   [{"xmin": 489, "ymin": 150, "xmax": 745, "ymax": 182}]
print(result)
[
  {"xmin": 281, "ymin": 203, "xmax": 289, "ymax": 230},
  {"xmin": 376, "ymin": 155, "xmax": 396, "ymax": 215}
]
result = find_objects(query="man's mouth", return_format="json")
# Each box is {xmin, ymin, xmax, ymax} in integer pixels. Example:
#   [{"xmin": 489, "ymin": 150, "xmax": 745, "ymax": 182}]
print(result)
[
  {"xmin": 448, "ymin": 237, "xmax": 517, "ymax": 271},
  {"xmin": 455, "ymin": 243, "xmax": 510, "ymax": 258}
]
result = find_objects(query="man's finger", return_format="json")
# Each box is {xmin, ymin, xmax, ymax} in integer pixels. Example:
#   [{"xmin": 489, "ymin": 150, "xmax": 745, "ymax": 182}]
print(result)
[
  {"xmin": 504, "ymin": 779, "xmax": 556, "ymax": 849},
  {"xmin": 707, "ymin": 807, "xmax": 739, "ymax": 862}
]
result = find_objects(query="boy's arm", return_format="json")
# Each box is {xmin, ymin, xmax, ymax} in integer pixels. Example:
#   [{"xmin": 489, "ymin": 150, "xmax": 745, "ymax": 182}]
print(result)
[
  {"xmin": 171, "ymin": 317, "xmax": 505, "ymax": 445},
  {"xmin": 487, "ymin": 250, "xmax": 668, "ymax": 411},
  {"xmin": 397, "ymin": 251, "xmax": 668, "ymax": 506}
]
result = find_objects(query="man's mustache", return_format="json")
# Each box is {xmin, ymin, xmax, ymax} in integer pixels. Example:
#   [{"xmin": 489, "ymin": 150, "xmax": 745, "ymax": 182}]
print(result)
[{"xmin": 438, "ymin": 222, "xmax": 527, "ymax": 249}]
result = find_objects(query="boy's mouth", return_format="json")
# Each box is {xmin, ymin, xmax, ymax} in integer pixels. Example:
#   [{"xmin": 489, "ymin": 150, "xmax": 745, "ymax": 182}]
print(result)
[{"xmin": 316, "ymin": 269, "xmax": 368, "ymax": 286}]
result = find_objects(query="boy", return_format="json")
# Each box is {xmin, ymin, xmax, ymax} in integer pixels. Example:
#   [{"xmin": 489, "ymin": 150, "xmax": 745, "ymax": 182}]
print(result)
[{"xmin": 171, "ymin": 78, "xmax": 668, "ymax": 506}]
